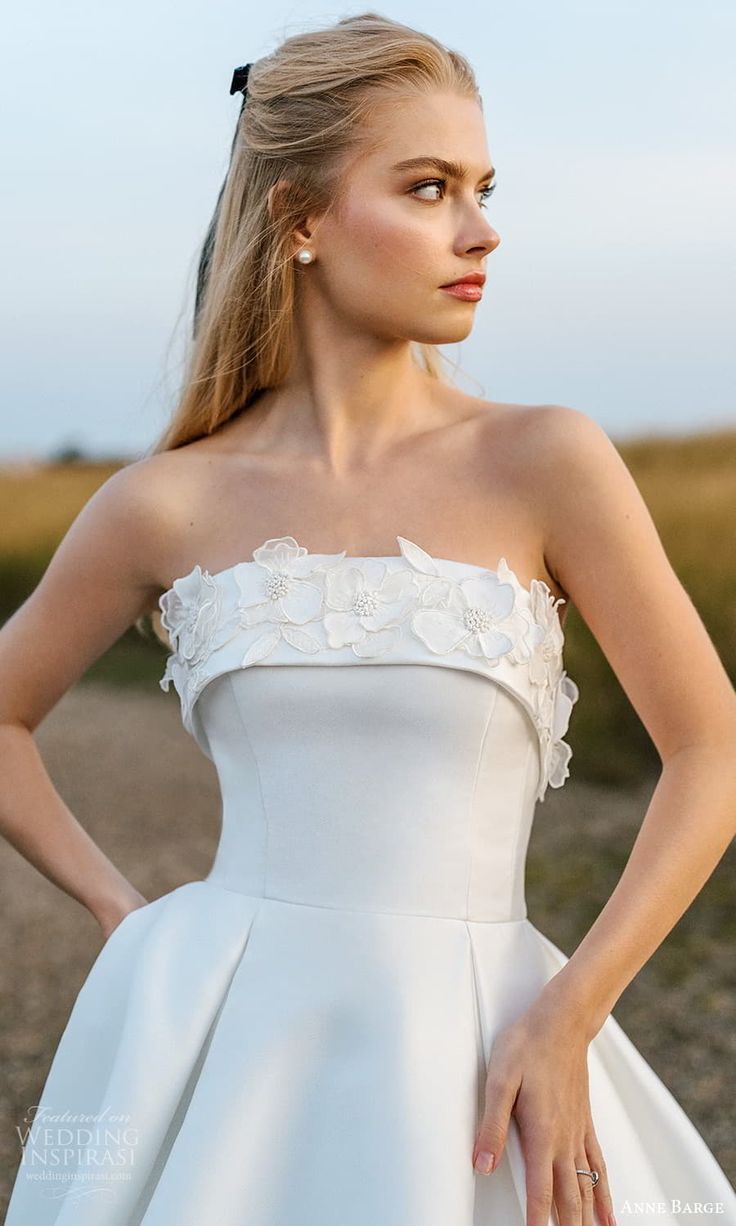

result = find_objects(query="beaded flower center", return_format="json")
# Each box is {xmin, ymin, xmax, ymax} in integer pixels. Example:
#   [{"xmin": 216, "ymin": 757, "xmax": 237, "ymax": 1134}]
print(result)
[
  {"xmin": 463, "ymin": 606, "xmax": 494, "ymax": 634},
  {"xmin": 265, "ymin": 572, "xmax": 291, "ymax": 600},
  {"xmin": 353, "ymin": 590, "xmax": 380, "ymax": 617}
]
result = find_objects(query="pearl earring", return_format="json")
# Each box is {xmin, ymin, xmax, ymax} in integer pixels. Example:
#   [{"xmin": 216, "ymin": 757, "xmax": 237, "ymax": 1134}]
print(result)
[{"xmin": 296, "ymin": 249, "xmax": 314, "ymax": 264}]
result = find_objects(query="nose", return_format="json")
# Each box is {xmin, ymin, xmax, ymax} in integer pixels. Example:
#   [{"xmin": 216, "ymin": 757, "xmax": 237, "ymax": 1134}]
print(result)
[
  {"xmin": 474, "ymin": 226, "xmax": 501, "ymax": 256},
  {"xmin": 461, "ymin": 216, "xmax": 500, "ymax": 259}
]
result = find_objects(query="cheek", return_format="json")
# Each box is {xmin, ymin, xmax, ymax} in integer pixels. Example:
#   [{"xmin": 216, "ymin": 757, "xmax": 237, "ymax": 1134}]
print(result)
[{"xmin": 330, "ymin": 199, "xmax": 438, "ymax": 289}]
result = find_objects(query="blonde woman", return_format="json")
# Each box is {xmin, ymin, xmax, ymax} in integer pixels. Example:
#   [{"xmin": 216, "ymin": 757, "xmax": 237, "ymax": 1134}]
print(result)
[{"xmin": 3, "ymin": 13, "xmax": 736, "ymax": 1226}]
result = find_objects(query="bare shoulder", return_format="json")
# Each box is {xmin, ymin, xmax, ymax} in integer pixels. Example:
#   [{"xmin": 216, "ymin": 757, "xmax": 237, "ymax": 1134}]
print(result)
[
  {"xmin": 510, "ymin": 402, "xmax": 635, "ymax": 570},
  {"xmin": 17, "ymin": 446, "xmax": 197, "ymax": 624},
  {"xmin": 512, "ymin": 401, "xmax": 616, "ymax": 464},
  {"xmin": 476, "ymin": 399, "xmax": 622, "ymax": 547},
  {"xmin": 472, "ymin": 398, "xmax": 610, "ymax": 463},
  {"xmin": 492, "ymin": 401, "xmax": 736, "ymax": 756},
  {"xmin": 457, "ymin": 395, "xmax": 596, "ymax": 453},
  {"xmin": 0, "ymin": 450, "xmax": 193, "ymax": 730},
  {"xmin": 72, "ymin": 449, "xmax": 187, "ymax": 591}
]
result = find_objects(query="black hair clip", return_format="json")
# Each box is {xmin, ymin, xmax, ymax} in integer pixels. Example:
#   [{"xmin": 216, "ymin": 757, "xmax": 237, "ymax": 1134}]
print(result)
[{"xmin": 230, "ymin": 64, "xmax": 252, "ymax": 98}]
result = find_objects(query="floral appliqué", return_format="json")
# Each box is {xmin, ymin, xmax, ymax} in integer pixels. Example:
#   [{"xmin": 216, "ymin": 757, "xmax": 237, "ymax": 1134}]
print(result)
[
  {"xmin": 158, "ymin": 566, "xmax": 238, "ymax": 697},
  {"xmin": 158, "ymin": 535, "xmax": 579, "ymax": 800}
]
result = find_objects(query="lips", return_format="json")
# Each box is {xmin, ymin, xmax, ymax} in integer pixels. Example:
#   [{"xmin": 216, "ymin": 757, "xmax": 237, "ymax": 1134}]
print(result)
[
  {"xmin": 440, "ymin": 272, "xmax": 486, "ymax": 288},
  {"xmin": 440, "ymin": 272, "xmax": 485, "ymax": 302},
  {"xmin": 441, "ymin": 283, "xmax": 483, "ymax": 301}
]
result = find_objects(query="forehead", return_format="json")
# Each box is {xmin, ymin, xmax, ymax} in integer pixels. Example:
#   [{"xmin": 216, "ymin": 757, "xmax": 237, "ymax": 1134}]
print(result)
[{"xmin": 357, "ymin": 91, "xmax": 491, "ymax": 178}]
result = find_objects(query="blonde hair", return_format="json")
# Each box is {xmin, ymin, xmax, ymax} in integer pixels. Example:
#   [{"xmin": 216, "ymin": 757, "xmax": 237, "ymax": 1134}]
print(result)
[{"xmin": 146, "ymin": 11, "xmax": 481, "ymax": 456}]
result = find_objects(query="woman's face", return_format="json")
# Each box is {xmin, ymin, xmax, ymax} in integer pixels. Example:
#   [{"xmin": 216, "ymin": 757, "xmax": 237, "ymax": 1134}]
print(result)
[{"xmin": 299, "ymin": 90, "xmax": 501, "ymax": 345}]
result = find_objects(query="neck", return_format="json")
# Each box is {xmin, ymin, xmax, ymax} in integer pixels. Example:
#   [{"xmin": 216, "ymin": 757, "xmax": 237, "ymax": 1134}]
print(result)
[{"xmin": 247, "ymin": 317, "xmax": 446, "ymax": 475}]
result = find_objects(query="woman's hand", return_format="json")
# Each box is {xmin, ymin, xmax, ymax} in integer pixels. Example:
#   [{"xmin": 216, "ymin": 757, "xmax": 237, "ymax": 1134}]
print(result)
[{"xmin": 472, "ymin": 994, "xmax": 616, "ymax": 1226}]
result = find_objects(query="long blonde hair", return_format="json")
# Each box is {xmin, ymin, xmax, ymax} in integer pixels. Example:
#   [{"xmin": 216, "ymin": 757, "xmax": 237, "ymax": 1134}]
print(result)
[{"xmin": 146, "ymin": 11, "xmax": 481, "ymax": 457}]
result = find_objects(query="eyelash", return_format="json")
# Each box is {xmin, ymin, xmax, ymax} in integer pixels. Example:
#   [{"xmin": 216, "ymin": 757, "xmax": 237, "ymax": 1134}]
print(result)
[{"xmin": 411, "ymin": 178, "xmax": 497, "ymax": 208}]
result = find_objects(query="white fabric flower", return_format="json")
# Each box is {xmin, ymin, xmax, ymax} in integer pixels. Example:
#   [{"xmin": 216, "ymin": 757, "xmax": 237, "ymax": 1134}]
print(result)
[
  {"xmin": 236, "ymin": 536, "xmax": 327, "ymax": 625},
  {"xmin": 158, "ymin": 566, "xmax": 242, "ymax": 705},
  {"xmin": 320, "ymin": 559, "xmax": 418, "ymax": 657},
  {"xmin": 159, "ymin": 567, "xmax": 225, "ymax": 670},
  {"xmin": 535, "ymin": 672, "xmax": 580, "ymax": 796},
  {"xmin": 410, "ymin": 572, "xmax": 518, "ymax": 664},
  {"xmin": 502, "ymin": 578, "xmax": 578, "ymax": 799},
  {"xmin": 398, "ymin": 539, "xmax": 535, "ymax": 661},
  {"xmin": 158, "ymin": 651, "xmax": 177, "ymax": 694},
  {"xmin": 231, "ymin": 536, "xmax": 331, "ymax": 664},
  {"xmin": 526, "ymin": 579, "xmax": 567, "ymax": 689}
]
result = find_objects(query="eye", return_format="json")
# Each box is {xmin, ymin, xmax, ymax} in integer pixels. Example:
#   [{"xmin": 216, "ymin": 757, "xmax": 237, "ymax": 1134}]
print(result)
[
  {"xmin": 411, "ymin": 178, "xmax": 497, "ymax": 209},
  {"xmin": 478, "ymin": 183, "xmax": 496, "ymax": 209}
]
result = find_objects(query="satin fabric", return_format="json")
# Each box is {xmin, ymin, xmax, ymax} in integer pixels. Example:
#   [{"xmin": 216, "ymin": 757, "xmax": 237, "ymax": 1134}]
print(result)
[{"xmin": 6, "ymin": 662, "xmax": 735, "ymax": 1224}]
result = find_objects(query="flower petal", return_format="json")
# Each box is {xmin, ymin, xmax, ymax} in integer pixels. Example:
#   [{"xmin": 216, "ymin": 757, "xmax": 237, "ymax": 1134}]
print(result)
[
  {"xmin": 352, "ymin": 626, "xmax": 401, "ymax": 657},
  {"xmin": 459, "ymin": 574, "xmax": 516, "ymax": 620},
  {"xmin": 473, "ymin": 628, "xmax": 515, "ymax": 662},
  {"xmin": 324, "ymin": 566, "xmax": 363, "ymax": 611},
  {"xmin": 280, "ymin": 581, "xmax": 324, "ymax": 624},
  {"xmin": 323, "ymin": 610, "xmax": 365, "ymax": 648},
  {"xmin": 411, "ymin": 609, "xmax": 470, "ymax": 654},
  {"xmin": 252, "ymin": 536, "xmax": 307, "ymax": 570},
  {"xmin": 281, "ymin": 624, "xmax": 323, "ymax": 653},
  {"xmin": 397, "ymin": 536, "xmax": 441, "ymax": 575},
  {"xmin": 378, "ymin": 569, "xmax": 417, "ymax": 603},
  {"xmin": 241, "ymin": 630, "xmax": 281, "ymax": 665}
]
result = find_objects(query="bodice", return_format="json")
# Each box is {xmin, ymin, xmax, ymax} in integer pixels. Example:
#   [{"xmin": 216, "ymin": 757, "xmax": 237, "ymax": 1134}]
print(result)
[{"xmin": 157, "ymin": 534, "xmax": 579, "ymax": 806}]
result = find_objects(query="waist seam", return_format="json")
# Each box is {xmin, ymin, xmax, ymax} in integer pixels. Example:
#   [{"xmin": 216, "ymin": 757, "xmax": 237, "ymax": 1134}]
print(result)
[{"xmin": 203, "ymin": 878, "xmax": 528, "ymax": 924}]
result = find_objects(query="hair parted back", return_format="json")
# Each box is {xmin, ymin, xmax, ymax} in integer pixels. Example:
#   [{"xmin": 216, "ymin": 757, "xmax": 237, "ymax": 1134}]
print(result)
[{"xmin": 147, "ymin": 11, "xmax": 481, "ymax": 456}]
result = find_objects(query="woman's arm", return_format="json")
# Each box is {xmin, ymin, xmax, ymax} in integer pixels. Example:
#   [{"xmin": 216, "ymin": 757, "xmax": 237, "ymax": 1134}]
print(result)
[
  {"xmin": 0, "ymin": 458, "xmax": 176, "ymax": 937},
  {"xmin": 472, "ymin": 407, "xmax": 736, "ymax": 1226},
  {"xmin": 542, "ymin": 738, "xmax": 736, "ymax": 1037},
  {"xmin": 531, "ymin": 405, "xmax": 736, "ymax": 1036}
]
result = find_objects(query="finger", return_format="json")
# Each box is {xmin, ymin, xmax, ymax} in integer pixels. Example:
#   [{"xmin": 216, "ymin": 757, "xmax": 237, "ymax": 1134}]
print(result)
[
  {"xmin": 473, "ymin": 1074, "xmax": 519, "ymax": 1174},
  {"xmin": 582, "ymin": 1124, "xmax": 615, "ymax": 1226},
  {"xmin": 575, "ymin": 1152, "xmax": 596, "ymax": 1226},
  {"xmin": 522, "ymin": 1139, "xmax": 554, "ymax": 1226},
  {"xmin": 551, "ymin": 1153, "xmax": 584, "ymax": 1226}
]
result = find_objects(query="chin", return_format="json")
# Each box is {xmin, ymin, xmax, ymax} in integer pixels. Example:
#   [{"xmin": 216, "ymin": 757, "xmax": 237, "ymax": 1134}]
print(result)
[{"xmin": 411, "ymin": 320, "xmax": 476, "ymax": 345}]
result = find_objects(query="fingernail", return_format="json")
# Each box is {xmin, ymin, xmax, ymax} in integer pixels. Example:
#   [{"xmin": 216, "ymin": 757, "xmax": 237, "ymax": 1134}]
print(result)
[{"xmin": 474, "ymin": 1150, "xmax": 495, "ymax": 1174}]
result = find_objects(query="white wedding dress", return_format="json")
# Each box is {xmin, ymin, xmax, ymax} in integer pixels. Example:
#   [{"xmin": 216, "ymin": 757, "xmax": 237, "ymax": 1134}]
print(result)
[{"xmin": 6, "ymin": 534, "xmax": 735, "ymax": 1224}]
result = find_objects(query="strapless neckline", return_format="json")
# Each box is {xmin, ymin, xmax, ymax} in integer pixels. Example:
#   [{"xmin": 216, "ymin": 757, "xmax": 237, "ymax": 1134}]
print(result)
[
  {"xmin": 160, "ymin": 533, "xmax": 559, "ymax": 613},
  {"xmin": 156, "ymin": 533, "xmax": 577, "ymax": 803}
]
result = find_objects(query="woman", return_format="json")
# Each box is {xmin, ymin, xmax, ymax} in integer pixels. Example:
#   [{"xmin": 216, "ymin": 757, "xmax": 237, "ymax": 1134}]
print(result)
[{"xmin": 3, "ymin": 12, "xmax": 736, "ymax": 1226}]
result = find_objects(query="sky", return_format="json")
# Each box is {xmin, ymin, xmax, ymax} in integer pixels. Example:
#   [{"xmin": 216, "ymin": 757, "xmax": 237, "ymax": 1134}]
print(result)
[{"xmin": 2, "ymin": 0, "xmax": 735, "ymax": 460}]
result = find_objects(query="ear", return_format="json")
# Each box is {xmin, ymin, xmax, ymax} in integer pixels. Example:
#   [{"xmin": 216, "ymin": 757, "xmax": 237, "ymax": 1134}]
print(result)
[
  {"xmin": 265, "ymin": 178, "xmax": 292, "ymax": 224},
  {"xmin": 266, "ymin": 178, "xmax": 320, "ymax": 254}
]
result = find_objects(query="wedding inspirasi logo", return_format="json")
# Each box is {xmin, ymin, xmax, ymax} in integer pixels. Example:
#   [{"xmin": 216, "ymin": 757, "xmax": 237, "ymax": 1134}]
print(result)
[{"xmin": 14, "ymin": 1104, "xmax": 140, "ymax": 1202}]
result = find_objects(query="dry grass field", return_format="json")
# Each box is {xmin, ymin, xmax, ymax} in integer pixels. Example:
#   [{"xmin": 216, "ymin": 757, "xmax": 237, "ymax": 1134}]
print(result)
[{"xmin": 1, "ymin": 431, "xmax": 735, "ymax": 1209}]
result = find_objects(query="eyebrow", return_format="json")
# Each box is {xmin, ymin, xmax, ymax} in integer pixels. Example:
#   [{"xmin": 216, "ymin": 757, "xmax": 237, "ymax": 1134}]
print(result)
[{"xmin": 390, "ymin": 156, "xmax": 496, "ymax": 183}]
